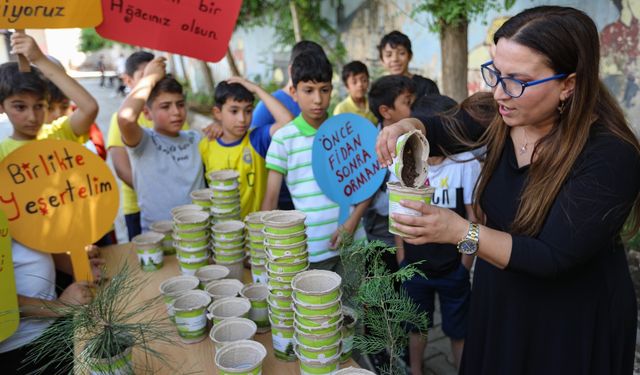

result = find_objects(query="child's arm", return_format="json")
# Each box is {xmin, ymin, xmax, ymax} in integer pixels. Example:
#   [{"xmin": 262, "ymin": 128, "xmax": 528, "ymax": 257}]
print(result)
[
  {"xmin": 394, "ymin": 234, "xmax": 405, "ymax": 265},
  {"xmin": 11, "ymin": 33, "xmax": 98, "ymax": 136},
  {"xmin": 19, "ymin": 282, "xmax": 92, "ymax": 318},
  {"xmin": 226, "ymin": 77, "xmax": 293, "ymax": 135},
  {"xmin": 261, "ymin": 170, "xmax": 283, "ymax": 211},
  {"xmin": 117, "ymin": 57, "xmax": 166, "ymax": 147},
  {"xmin": 110, "ymin": 147, "xmax": 134, "ymax": 188},
  {"xmin": 330, "ymin": 198, "xmax": 372, "ymax": 249}
]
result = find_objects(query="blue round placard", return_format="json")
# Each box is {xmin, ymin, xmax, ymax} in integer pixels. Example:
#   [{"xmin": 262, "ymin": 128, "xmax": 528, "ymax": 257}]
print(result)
[{"xmin": 312, "ymin": 113, "xmax": 386, "ymax": 224}]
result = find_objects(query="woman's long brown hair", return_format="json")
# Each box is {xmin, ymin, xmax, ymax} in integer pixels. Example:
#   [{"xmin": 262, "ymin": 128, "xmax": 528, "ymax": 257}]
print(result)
[{"xmin": 470, "ymin": 6, "xmax": 640, "ymax": 236}]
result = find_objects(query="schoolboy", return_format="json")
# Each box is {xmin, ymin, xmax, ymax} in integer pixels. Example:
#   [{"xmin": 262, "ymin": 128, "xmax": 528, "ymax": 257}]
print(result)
[
  {"xmin": 363, "ymin": 75, "xmax": 417, "ymax": 273},
  {"xmin": 400, "ymin": 94, "xmax": 479, "ymax": 374},
  {"xmin": 262, "ymin": 52, "xmax": 368, "ymax": 272},
  {"xmin": 117, "ymin": 57, "xmax": 205, "ymax": 232},
  {"xmin": 0, "ymin": 32, "xmax": 97, "ymax": 373},
  {"xmin": 333, "ymin": 60, "xmax": 377, "ymax": 124},
  {"xmin": 252, "ymin": 41, "xmax": 328, "ymax": 211},
  {"xmin": 199, "ymin": 77, "xmax": 293, "ymax": 218},
  {"xmin": 377, "ymin": 30, "xmax": 440, "ymax": 98}
]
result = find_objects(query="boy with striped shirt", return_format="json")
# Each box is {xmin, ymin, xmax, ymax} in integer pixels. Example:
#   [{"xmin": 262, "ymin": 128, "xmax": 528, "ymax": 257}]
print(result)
[{"xmin": 262, "ymin": 52, "xmax": 368, "ymax": 272}]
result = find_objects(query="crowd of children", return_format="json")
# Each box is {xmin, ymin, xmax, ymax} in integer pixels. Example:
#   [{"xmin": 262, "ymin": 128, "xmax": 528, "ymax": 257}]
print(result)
[{"xmin": 1, "ymin": 30, "xmax": 483, "ymax": 374}]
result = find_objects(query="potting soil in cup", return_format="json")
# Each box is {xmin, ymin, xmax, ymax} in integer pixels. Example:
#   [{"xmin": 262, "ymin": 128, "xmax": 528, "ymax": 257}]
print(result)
[
  {"xmin": 389, "ymin": 130, "xmax": 430, "ymax": 188},
  {"xmin": 132, "ymin": 231, "xmax": 165, "ymax": 271},
  {"xmin": 214, "ymin": 339, "xmax": 267, "ymax": 375},
  {"xmin": 150, "ymin": 220, "xmax": 175, "ymax": 255},
  {"xmin": 159, "ymin": 275, "xmax": 200, "ymax": 321},
  {"xmin": 387, "ymin": 182, "xmax": 436, "ymax": 238},
  {"xmin": 172, "ymin": 290, "xmax": 212, "ymax": 344}
]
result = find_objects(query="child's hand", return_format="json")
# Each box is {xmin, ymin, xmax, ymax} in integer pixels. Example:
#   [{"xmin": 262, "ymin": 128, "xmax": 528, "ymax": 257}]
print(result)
[
  {"xmin": 329, "ymin": 220, "xmax": 357, "ymax": 249},
  {"xmin": 86, "ymin": 245, "xmax": 105, "ymax": 282},
  {"xmin": 58, "ymin": 281, "xmax": 93, "ymax": 306},
  {"xmin": 143, "ymin": 57, "xmax": 166, "ymax": 82},
  {"xmin": 203, "ymin": 121, "xmax": 223, "ymax": 140},
  {"xmin": 10, "ymin": 32, "xmax": 45, "ymax": 63},
  {"xmin": 227, "ymin": 76, "xmax": 258, "ymax": 93}
]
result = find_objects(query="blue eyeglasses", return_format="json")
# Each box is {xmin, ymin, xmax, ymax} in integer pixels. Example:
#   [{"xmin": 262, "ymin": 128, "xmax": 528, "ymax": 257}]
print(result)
[{"xmin": 481, "ymin": 60, "xmax": 568, "ymax": 98}]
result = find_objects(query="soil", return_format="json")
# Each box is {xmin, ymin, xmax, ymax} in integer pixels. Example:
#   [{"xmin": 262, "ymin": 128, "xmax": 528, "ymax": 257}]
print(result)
[
  {"xmin": 344, "ymin": 314, "xmax": 355, "ymax": 326},
  {"xmin": 401, "ymin": 140, "xmax": 418, "ymax": 187}
]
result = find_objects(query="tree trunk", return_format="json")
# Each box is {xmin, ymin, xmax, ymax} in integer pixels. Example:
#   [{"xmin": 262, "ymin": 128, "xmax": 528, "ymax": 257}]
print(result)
[
  {"xmin": 226, "ymin": 47, "xmax": 241, "ymax": 76},
  {"xmin": 198, "ymin": 60, "xmax": 215, "ymax": 95},
  {"xmin": 440, "ymin": 19, "xmax": 468, "ymax": 102},
  {"xmin": 289, "ymin": 1, "xmax": 302, "ymax": 42}
]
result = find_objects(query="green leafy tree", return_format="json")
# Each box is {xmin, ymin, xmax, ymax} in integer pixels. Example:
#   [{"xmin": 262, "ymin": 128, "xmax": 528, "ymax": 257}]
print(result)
[
  {"xmin": 413, "ymin": 0, "xmax": 516, "ymax": 101},
  {"xmin": 79, "ymin": 28, "xmax": 114, "ymax": 53}
]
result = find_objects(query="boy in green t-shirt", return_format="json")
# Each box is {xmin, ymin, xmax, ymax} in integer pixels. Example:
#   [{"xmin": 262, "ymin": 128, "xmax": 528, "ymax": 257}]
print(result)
[{"xmin": 333, "ymin": 60, "xmax": 377, "ymax": 124}]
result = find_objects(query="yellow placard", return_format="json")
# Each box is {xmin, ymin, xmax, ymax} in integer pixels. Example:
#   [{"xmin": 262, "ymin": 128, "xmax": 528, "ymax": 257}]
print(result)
[
  {"xmin": 0, "ymin": 209, "xmax": 18, "ymax": 342},
  {"xmin": 0, "ymin": 0, "xmax": 103, "ymax": 29},
  {"xmin": 0, "ymin": 140, "xmax": 118, "ymax": 281}
]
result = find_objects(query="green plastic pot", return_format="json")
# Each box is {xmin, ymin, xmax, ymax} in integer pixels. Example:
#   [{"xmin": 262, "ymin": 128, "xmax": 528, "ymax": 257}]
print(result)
[
  {"xmin": 215, "ymin": 339, "xmax": 267, "ymax": 374},
  {"xmin": 341, "ymin": 306, "xmax": 358, "ymax": 362},
  {"xmin": 269, "ymin": 305, "xmax": 294, "ymax": 320},
  {"xmin": 263, "ymin": 211, "xmax": 306, "ymax": 234},
  {"xmin": 264, "ymin": 222, "xmax": 306, "ymax": 235},
  {"xmin": 87, "ymin": 346, "xmax": 133, "ymax": 375},
  {"xmin": 294, "ymin": 300, "xmax": 342, "ymax": 317},
  {"xmin": 193, "ymin": 199, "xmax": 213, "ymax": 208},
  {"xmin": 267, "ymin": 252, "xmax": 308, "ymax": 264},
  {"xmin": 298, "ymin": 354, "xmax": 340, "ymax": 375},
  {"xmin": 240, "ymin": 284, "xmax": 270, "ymax": 328},
  {"xmin": 250, "ymin": 264, "xmax": 267, "ymax": 284},
  {"xmin": 174, "ymin": 229, "xmax": 209, "ymax": 239},
  {"xmin": 295, "ymin": 311, "xmax": 341, "ymax": 328},
  {"xmin": 176, "ymin": 248, "xmax": 209, "ymax": 260},
  {"xmin": 295, "ymin": 329, "xmax": 342, "ymax": 349},
  {"xmin": 173, "ymin": 290, "xmax": 211, "ymax": 344},
  {"xmin": 159, "ymin": 276, "xmax": 200, "ymax": 321},
  {"xmin": 292, "ymin": 270, "xmax": 342, "ymax": 305},
  {"xmin": 136, "ymin": 247, "xmax": 164, "ymax": 272},
  {"xmin": 296, "ymin": 341, "xmax": 341, "ymax": 361},
  {"xmin": 207, "ymin": 297, "xmax": 251, "ymax": 325},
  {"xmin": 265, "ymin": 241, "xmax": 307, "ymax": 257},
  {"xmin": 213, "ymin": 252, "xmax": 245, "ymax": 263},
  {"xmin": 205, "ymin": 279, "xmax": 244, "ymax": 301},
  {"xmin": 195, "ymin": 265, "xmax": 230, "ymax": 289},
  {"xmin": 267, "ymin": 260, "xmax": 309, "ymax": 273},
  {"xmin": 174, "ymin": 211, "xmax": 210, "ymax": 231},
  {"xmin": 264, "ymin": 231, "xmax": 307, "ymax": 246},
  {"xmin": 387, "ymin": 182, "xmax": 436, "ymax": 238},
  {"xmin": 294, "ymin": 316, "xmax": 343, "ymax": 335},
  {"xmin": 208, "ymin": 170, "xmax": 239, "ymax": 189},
  {"xmin": 177, "ymin": 256, "xmax": 209, "ymax": 276},
  {"xmin": 267, "ymin": 293, "xmax": 293, "ymax": 309},
  {"xmin": 270, "ymin": 322, "xmax": 296, "ymax": 361}
]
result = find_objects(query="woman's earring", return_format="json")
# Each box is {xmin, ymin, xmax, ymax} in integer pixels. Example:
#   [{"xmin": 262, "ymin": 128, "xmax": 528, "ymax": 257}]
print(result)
[{"xmin": 557, "ymin": 100, "xmax": 566, "ymax": 115}]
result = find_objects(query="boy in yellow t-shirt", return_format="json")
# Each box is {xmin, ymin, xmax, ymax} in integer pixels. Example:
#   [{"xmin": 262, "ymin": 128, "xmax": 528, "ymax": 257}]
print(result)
[
  {"xmin": 199, "ymin": 77, "xmax": 293, "ymax": 219},
  {"xmin": 0, "ymin": 33, "xmax": 97, "ymax": 159},
  {"xmin": 333, "ymin": 60, "xmax": 377, "ymax": 124}
]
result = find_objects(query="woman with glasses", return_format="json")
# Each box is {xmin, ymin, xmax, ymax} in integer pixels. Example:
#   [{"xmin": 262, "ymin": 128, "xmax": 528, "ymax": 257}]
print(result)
[{"xmin": 376, "ymin": 6, "xmax": 640, "ymax": 374}]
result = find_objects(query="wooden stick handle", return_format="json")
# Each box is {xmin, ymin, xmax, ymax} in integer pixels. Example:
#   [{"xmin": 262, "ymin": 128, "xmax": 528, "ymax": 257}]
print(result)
[{"xmin": 15, "ymin": 29, "xmax": 30, "ymax": 73}]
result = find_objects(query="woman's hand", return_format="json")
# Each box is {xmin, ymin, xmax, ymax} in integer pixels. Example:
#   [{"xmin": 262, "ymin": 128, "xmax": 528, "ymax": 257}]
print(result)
[
  {"xmin": 375, "ymin": 118, "xmax": 425, "ymax": 167},
  {"xmin": 391, "ymin": 200, "xmax": 469, "ymax": 246}
]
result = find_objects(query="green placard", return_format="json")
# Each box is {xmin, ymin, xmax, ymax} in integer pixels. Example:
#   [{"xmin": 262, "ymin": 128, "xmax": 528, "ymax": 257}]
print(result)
[{"xmin": 0, "ymin": 209, "xmax": 18, "ymax": 342}]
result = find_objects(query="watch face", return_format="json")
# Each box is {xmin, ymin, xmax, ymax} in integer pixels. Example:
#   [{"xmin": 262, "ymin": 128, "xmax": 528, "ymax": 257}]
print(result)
[{"xmin": 459, "ymin": 239, "xmax": 478, "ymax": 255}]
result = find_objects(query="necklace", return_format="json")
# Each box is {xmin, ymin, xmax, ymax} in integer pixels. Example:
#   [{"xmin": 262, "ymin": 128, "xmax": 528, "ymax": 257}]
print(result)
[{"xmin": 519, "ymin": 127, "xmax": 529, "ymax": 155}]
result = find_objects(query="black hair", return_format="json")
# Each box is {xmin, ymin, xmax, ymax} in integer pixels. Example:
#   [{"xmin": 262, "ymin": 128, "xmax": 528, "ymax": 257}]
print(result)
[
  {"xmin": 47, "ymin": 80, "xmax": 68, "ymax": 104},
  {"xmin": 289, "ymin": 40, "xmax": 327, "ymax": 65},
  {"xmin": 0, "ymin": 62, "xmax": 49, "ymax": 104},
  {"xmin": 291, "ymin": 52, "xmax": 333, "ymax": 87},
  {"xmin": 214, "ymin": 81, "xmax": 254, "ymax": 108},
  {"xmin": 411, "ymin": 94, "xmax": 458, "ymax": 119},
  {"xmin": 377, "ymin": 30, "xmax": 413, "ymax": 60},
  {"xmin": 341, "ymin": 61, "xmax": 369, "ymax": 86},
  {"xmin": 368, "ymin": 75, "xmax": 416, "ymax": 123},
  {"xmin": 125, "ymin": 51, "xmax": 154, "ymax": 77},
  {"xmin": 147, "ymin": 76, "xmax": 183, "ymax": 106}
]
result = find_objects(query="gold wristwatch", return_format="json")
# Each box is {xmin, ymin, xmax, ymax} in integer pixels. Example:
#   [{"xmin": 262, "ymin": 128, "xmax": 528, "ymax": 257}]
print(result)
[{"xmin": 457, "ymin": 222, "xmax": 479, "ymax": 255}]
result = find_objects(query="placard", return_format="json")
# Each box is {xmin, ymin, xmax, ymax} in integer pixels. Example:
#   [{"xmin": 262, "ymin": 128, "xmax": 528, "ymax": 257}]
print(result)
[
  {"xmin": 0, "ymin": 140, "xmax": 119, "ymax": 281},
  {"xmin": 312, "ymin": 114, "xmax": 386, "ymax": 224},
  {"xmin": 0, "ymin": 0, "xmax": 103, "ymax": 29},
  {"xmin": 0, "ymin": 209, "xmax": 18, "ymax": 342},
  {"xmin": 96, "ymin": 0, "xmax": 243, "ymax": 63}
]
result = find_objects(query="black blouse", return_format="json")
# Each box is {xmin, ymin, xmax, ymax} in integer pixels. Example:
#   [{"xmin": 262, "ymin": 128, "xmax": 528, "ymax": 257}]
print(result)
[{"xmin": 417, "ymin": 113, "xmax": 640, "ymax": 374}]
